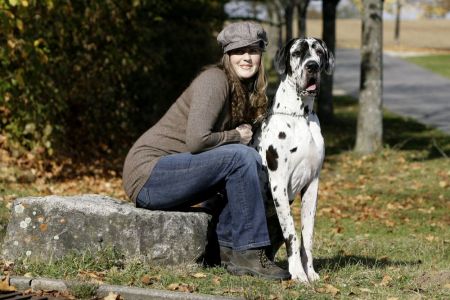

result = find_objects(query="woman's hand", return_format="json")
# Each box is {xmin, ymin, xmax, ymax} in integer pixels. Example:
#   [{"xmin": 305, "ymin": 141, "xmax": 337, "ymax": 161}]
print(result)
[{"xmin": 236, "ymin": 123, "xmax": 253, "ymax": 145}]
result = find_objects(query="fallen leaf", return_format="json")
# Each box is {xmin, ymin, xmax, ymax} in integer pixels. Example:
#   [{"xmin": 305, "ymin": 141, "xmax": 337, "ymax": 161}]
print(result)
[
  {"xmin": 317, "ymin": 284, "xmax": 340, "ymax": 296},
  {"xmin": 141, "ymin": 275, "xmax": 160, "ymax": 285},
  {"xmin": 167, "ymin": 283, "xmax": 197, "ymax": 293},
  {"xmin": 191, "ymin": 272, "xmax": 207, "ymax": 278},
  {"xmin": 0, "ymin": 275, "xmax": 17, "ymax": 292},
  {"xmin": 212, "ymin": 276, "xmax": 221, "ymax": 285},
  {"xmin": 387, "ymin": 298, "xmax": 399, "ymax": 300},
  {"xmin": 379, "ymin": 275, "xmax": 393, "ymax": 286},
  {"xmin": 444, "ymin": 283, "xmax": 450, "ymax": 289},
  {"xmin": 281, "ymin": 279, "xmax": 296, "ymax": 289},
  {"xmin": 425, "ymin": 235, "xmax": 438, "ymax": 242},
  {"xmin": 103, "ymin": 292, "xmax": 120, "ymax": 300}
]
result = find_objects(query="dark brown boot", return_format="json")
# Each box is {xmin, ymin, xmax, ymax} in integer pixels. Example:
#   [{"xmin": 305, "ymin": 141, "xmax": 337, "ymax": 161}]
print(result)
[
  {"xmin": 227, "ymin": 248, "xmax": 291, "ymax": 281},
  {"xmin": 219, "ymin": 246, "xmax": 232, "ymax": 266}
]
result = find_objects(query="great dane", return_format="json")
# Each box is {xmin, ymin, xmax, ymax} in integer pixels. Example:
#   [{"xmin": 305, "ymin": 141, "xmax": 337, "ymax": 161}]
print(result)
[{"xmin": 253, "ymin": 38, "xmax": 334, "ymax": 282}]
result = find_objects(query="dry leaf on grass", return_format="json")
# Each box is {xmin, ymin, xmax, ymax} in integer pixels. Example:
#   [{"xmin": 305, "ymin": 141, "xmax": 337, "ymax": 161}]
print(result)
[
  {"xmin": 167, "ymin": 283, "xmax": 197, "ymax": 293},
  {"xmin": 317, "ymin": 284, "xmax": 340, "ymax": 296},
  {"xmin": 103, "ymin": 291, "xmax": 121, "ymax": 300},
  {"xmin": 379, "ymin": 275, "xmax": 393, "ymax": 286},
  {"xmin": 0, "ymin": 274, "xmax": 16, "ymax": 292},
  {"xmin": 191, "ymin": 272, "xmax": 207, "ymax": 278},
  {"xmin": 141, "ymin": 275, "xmax": 161, "ymax": 285},
  {"xmin": 212, "ymin": 276, "xmax": 221, "ymax": 285}
]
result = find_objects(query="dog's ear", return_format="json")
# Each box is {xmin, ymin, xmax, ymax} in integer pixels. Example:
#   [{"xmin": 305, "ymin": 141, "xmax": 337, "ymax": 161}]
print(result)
[
  {"xmin": 274, "ymin": 38, "xmax": 297, "ymax": 75},
  {"xmin": 324, "ymin": 49, "xmax": 335, "ymax": 75},
  {"xmin": 315, "ymin": 38, "xmax": 335, "ymax": 75}
]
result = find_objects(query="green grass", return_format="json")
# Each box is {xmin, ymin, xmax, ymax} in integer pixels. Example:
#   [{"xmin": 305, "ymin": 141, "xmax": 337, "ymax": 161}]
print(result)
[
  {"xmin": 1, "ymin": 96, "xmax": 450, "ymax": 299},
  {"xmin": 405, "ymin": 54, "xmax": 450, "ymax": 79}
]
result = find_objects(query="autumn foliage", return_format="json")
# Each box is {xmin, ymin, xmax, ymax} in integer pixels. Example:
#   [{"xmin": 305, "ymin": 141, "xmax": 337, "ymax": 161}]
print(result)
[{"xmin": 0, "ymin": 0, "xmax": 226, "ymax": 165}]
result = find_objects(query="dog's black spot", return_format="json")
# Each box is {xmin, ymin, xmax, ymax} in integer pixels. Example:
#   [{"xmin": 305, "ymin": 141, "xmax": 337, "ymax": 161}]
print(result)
[
  {"xmin": 266, "ymin": 145, "xmax": 279, "ymax": 171},
  {"xmin": 273, "ymin": 185, "xmax": 277, "ymax": 192},
  {"xmin": 282, "ymin": 88, "xmax": 285, "ymax": 93},
  {"xmin": 274, "ymin": 198, "xmax": 280, "ymax": 207},
  {"xmin": 305, "ymin": 105, "xmax": 310, "ymax": 115},
  {"xmin": 290, "ymin": 147, "xmax": 297, "ymax": 153},
  {"xmin": 286, "ymin": 123, "xmax": 291, "ymax": 128},
  {"xmin": 285, "ymin": 234, "xmax": 295, "ymax": 257},
  {"xmin": 297, "ymin": 97, "xmax": 300, "ymax": 101},
  {"xmin": 284, "ymin": 158, "xmax": 287, "ymax": 162},
  {"xmin": 276, "ymin": 103, "xmax": 280, "ymax": 108},
  {"xmin": 278, "ymin": 131, "xmax": 286, "ymax": 139}
]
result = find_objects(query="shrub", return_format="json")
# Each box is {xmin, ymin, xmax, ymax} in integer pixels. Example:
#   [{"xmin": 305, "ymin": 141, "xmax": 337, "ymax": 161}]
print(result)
[{"xmin": 0, "ymin": 0, "xmax": 225, "ymax": 162}]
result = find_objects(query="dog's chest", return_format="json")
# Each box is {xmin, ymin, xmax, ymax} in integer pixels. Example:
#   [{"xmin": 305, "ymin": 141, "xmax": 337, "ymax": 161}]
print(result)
[{"xmin": 255, "ymin": 113, "xmax": 324, "ymax": 194}]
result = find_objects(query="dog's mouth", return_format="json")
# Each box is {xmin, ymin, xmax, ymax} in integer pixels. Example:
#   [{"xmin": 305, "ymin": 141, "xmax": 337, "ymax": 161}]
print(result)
[{"xmin": 303, "ymin": 77, "xmax": 318, "ymax": 95}]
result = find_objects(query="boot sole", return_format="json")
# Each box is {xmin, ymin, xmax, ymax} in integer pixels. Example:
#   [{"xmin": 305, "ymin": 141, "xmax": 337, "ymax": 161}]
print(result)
[{"xmin": 226, "ymin": 263, "xmax": 291, "ymax": 281}]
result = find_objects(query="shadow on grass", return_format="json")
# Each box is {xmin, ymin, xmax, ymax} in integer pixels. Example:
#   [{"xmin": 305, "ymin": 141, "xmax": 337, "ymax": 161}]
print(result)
[
  {"xmin": 321, "ymin": 96, "xmax": 450, "ymax": 159},
  {"xmin": 315, "ymin": 254, "xmax": 422, "ymax": 271}
]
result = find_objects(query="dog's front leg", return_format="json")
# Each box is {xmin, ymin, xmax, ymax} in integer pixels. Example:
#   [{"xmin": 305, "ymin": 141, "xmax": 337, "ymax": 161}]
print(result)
[
  {"xmin": 269, "ymin": 178, "xmax": 309, "ymax": 283},
  {"xmin": 300, "ymin": 176, "xmax": 320, "ymax": 282}
]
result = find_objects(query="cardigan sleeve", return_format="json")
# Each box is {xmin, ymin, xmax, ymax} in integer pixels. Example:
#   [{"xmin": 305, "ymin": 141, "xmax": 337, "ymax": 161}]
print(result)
[{"xmin": 186, "ymin": 68, "xmax": 241, "ymax": 153}]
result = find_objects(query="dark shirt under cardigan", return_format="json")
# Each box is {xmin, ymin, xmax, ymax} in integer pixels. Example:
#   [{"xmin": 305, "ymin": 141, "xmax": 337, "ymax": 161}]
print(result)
[{"xmin": 122, "ymin": 67, "xmax": 242, "ymax": 202}]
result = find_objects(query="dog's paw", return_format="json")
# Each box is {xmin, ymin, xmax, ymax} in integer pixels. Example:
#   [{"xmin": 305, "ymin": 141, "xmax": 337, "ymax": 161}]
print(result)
[
  {"xmin": 290, "ymin": 271, "xmax": 309, "ymax": 283},
  {"xmin": 307, "ymin": 269, "xmax": 320, "ymax": 282}
]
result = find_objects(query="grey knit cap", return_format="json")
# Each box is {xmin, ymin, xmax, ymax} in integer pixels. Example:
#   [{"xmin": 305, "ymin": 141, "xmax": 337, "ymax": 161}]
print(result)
[{"xmin": 217, "ymin": 22, "xmax": 268, "ymax": 53}]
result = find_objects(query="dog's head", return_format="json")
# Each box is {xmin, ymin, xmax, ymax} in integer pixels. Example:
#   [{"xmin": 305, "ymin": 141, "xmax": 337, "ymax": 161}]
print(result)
[{"xmin": 274, "ymin": 38, "xmax": 335, "ymax": 96}]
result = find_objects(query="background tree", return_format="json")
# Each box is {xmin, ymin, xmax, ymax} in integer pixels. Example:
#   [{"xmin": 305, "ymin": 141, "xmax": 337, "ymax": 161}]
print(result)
[
  {"xmin": 296, "ymin": 0, "xmax": 310, "ymax": 38},
  {"xmin": 355, "ymin": 0, "xmax": 384, "ymax": 154},
  {"xmin": 317, "ymin": 0, "xmax": 340, "ymax": 121}
]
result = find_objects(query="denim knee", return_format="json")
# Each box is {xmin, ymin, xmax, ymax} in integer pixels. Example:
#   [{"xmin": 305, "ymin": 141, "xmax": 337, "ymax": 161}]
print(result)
[{"xmin": 226, "ymin": 144, "xmax": 262, "ymax": 169}]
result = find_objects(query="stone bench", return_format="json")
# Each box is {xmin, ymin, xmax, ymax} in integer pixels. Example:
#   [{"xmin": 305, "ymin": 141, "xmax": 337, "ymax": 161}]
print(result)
[{"xmin": 2, "ymin": 195, "xmax": 212, "ymax": 265}]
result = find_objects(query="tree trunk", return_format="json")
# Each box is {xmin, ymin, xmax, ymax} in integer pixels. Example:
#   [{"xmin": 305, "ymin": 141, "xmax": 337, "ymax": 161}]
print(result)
[
  {"xmin": 297, "ymin": 0, "xmax": 310, "ymax": 38},
  {"xmin": 317, "ymin": 0, "xmax": 339, "ymax": 121},
  {"xmin": 355, "ymin": 0, "xmax": 384, "ymax": 154},
  {"xmin": 394, "ymin": 0, "xmax": 401, "ymax": 42},
  {"xmin": 285, "ymin": 2, "xmax": 294, "ymax": 41}
]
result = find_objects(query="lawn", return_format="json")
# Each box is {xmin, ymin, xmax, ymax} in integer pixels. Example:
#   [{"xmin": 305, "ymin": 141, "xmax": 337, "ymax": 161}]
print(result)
[
  {"xmin": 405, "ymin": 54, "xmax": 450, "ymax": 79},
  {"xmin": 1, "ymin": 96, "xmax": 449, "ymax": 299}
]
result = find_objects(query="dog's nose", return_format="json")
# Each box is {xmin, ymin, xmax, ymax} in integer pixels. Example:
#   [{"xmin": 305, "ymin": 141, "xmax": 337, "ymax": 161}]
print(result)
[{"xmin": 305, "ymin": 61, "xmax": 319, "ymax": 73}]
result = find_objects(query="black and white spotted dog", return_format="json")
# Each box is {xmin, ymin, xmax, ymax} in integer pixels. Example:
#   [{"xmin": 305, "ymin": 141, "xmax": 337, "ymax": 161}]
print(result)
[{"xmin": 253, "ymin": 38, "xmax": 334, "ymax": 283}]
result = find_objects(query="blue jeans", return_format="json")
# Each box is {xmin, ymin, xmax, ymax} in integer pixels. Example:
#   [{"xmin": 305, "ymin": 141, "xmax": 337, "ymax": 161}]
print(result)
[{"xmin": 136, "ymin": 144, "xmax": 270, "ymax": 251}]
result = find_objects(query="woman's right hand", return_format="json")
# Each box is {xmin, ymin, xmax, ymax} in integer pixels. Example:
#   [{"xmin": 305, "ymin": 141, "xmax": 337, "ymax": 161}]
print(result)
[{"xmin": 236, "ymin": 124, "xmax": 253, "ymax": 145}]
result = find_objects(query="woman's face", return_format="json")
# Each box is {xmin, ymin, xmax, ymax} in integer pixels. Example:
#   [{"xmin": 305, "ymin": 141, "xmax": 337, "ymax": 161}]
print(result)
[{"xmin": 229, "ymin": 47, "xmax": 262, "ymax": 79}]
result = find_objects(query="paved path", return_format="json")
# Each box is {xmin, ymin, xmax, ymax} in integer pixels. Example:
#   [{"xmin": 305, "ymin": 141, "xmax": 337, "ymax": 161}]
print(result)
[{"xmin": 333, "ymin": 48, "xmax": 450, "ymax": 134}]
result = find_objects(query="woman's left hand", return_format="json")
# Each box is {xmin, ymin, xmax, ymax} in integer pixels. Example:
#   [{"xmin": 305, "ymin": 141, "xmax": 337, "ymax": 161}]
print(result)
[{"xmin": 236, "ymin": 123, "xmax": 253, "ymax": 145}]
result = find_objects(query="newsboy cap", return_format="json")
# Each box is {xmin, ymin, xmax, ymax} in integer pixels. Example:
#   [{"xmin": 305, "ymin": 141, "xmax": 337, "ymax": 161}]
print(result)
[{"xmin": 217, "ymin": 22, "xmax": 268, "ymax": 53}]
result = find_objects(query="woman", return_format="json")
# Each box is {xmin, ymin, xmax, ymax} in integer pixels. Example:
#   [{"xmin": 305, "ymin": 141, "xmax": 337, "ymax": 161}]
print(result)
[{"xmin": 122, "ymin": 22, "xmax": 289, "ymax": 280}]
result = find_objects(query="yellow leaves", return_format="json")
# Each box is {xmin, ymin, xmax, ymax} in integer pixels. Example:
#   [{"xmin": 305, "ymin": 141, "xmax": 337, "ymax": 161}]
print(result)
[
  {"xmin": 7, "ymin": 0, "xmax": 28, "ymax": 7},
  {"xmin": 191, "ymin": 272, "xmax": 207, "ymax": 279},
  {"xmin": 0, "ymin": 275, "xmax": 17, "ymax": 292}
]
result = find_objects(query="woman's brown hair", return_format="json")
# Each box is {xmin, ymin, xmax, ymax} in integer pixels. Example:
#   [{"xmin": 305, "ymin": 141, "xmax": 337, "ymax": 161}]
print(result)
[{"xmin": 219, "ymin": 53, "xmax": 268, "ymax": 128}]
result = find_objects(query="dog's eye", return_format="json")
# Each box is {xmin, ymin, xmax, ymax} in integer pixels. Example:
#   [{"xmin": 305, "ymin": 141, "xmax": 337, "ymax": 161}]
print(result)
[
  {"xmin": 316, "ymin": 50, "xmax": 324, "ymax": 56},
  {"xmin": 292, "ymin": 51, "xmax": 301, "ymax": 57}
]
